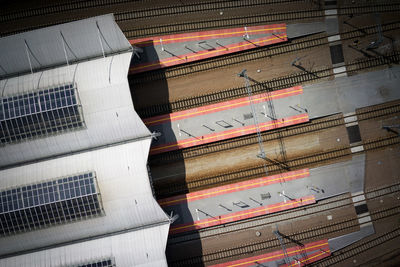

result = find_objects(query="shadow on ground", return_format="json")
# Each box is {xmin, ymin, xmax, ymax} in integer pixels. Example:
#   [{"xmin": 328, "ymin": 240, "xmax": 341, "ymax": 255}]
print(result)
[{"xmin": 129, "ymin": 41, "xmax": 204, "ymax": 267}]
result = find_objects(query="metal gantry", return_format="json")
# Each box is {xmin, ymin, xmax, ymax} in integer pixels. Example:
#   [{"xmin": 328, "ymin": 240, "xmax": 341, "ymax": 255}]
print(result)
[
  {"xmin": 273, "ymin": 229, "xmax": 291, "ymax": 266},
  {"xmin": 238, "ymin": 69, "xmax": 267, "ymax": 161},
  {"xmin": 238, "ymin": 69, "xmax": 290, "ymax": 174}
]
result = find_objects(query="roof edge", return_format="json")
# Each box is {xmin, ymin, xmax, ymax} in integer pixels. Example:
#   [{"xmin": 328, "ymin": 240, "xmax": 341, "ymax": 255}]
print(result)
[{"xmin": 0, "ymin": 218, "xmax": 170, "ymax": 259}]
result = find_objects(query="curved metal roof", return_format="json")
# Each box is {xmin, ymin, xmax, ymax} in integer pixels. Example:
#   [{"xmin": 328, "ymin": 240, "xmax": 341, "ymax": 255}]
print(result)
[{"xmin": 0, "ymin": 14, "xmax": 132, "ymax": 79}]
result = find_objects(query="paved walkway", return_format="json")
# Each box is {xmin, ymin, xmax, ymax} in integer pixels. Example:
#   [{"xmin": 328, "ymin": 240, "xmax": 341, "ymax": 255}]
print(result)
[{"xmin": 301, "ymin": 66, "xmax": 400, "ymax": 118}]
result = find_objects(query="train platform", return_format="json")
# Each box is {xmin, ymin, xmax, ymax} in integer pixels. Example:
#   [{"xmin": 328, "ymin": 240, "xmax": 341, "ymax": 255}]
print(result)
[
  {"xmin": 129, "ymin": 24, "xmax": 287, "ymax": 74},
  {"xmin": 300, "ymin": 66, "xmax": 400, "ymax": 119},
  {"xmin": 329, "ymin": 223, "xmax": 375, "ymax": 253},
  {"xmin": 146, "ymin": 67, "xmax": 400, "ymax": 156},
  {"xmin": 211, "ymin": 239, "xmax": 331, "ymax": 267},
  {"xmin": 159, "ymin": 169, "xmax": 310, "ymax": 207},
  {"xmin": 146, "ymin": 86, "xmax": 308, "ymax": 155},
  {"xmin": 162, "ymin": 154, "xmax": 365, "ymax": 235},
  {"xmin": 169, "ymin": 195, "xmax": 316, "ymax": 235}
]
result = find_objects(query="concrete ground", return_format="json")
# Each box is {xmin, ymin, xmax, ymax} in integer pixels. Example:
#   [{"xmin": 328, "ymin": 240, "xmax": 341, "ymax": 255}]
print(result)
[
  {"xmin": 151, "ymin": 123, "xmax": 350, "ymax": 183},
  {"xmin": 163, "ymin": 154, "xmax": 365, "ymax": 228}
]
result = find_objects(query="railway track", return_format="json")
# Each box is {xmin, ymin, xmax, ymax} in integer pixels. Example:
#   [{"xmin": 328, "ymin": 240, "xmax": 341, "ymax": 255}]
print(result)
[
  {"xmin": 155, "ymin": 135, "xmax": 398, "ymax": 198},
  {"xmin": 169, "ymin": 202, "xmax": 400, "ymax": 266},
  {"xmin": 115, "ymin": 0, "xmax": 310, "ymax": 22},
  {"xmin": 153, "ymin": 101, "xmax": 400, "ymax": 198},
  {"xmin": 167, "ymin": 182, "xmax": 400, "ymax": 244},
  {"xmin": 150, "ymin": 114, "xmax": 344, "ymax": 165},
  {"xmin": 131, "ymin": 20, "xmax": 400, "ymax": 86},
  {"xmin": 134, "ymin": 21, "xmax": 400, "ymax": 118},
  {"xmin": 137, "ymin": 51, "xmax": 400, "ymax": 118},
  {"xmin": 1, "ymin": 2, "xmax": 398, "ymax": 39},
  {"xmin": 131, "ymin": 31, "xmax": 328, "ymax": 86},
  {"xmin": 0, "ymin": 0, "xmax": 309, "ymax": 24},
  {"xmin": 125, "ymin": 8, "xmax": 324, "ymax": 39},
  {"xmin": 125, "ymin": 2, "xmax": 400, "ymax": 39},
  {"xmin": 151, "ymin": 97, "xmax": 400, "ymax": 164},
  {"xmin": 0, "ymin": 1, "xmax": 321, "ymax": 37}
]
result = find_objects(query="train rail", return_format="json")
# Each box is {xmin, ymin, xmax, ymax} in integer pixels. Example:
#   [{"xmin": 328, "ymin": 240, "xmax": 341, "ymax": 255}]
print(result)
[
  {"xmin": 126, "ymin": 7, "xmax": 325, "ymax": 39},
  {"xmin": 156, "ymin": 134, "xmax": 400, "ymax": 198},
  {"xmin": 153, "ymin": 100, "xmax": 400, "ymax": 198},
  {"xmin": 150, "ymin": 99, "xmax": 400, "ymax": 164},
  {"xmin": 168, "ymin": 182, "xmax": 400, "ymax": 245},
  {"xmin": 149, "ymin": 114, "xmax": 344, "ymax": 165},
  {"xmin": 169, "ymin": 200, "xmax": 400, "ymax": 266},
  {"xmin": 134, "ymin": 22, "xmax": 400, "ymax": 118},
  {"xmin": 125, "ymin": 2, "xmax": 399, "ymax": 39},
  {"xmin": 131, "ymin": 20, "xmax": 400, "ymax": 86},
  {"xmin": 137, "ymin": 51, "xmax": 400, "ymax": 118},
  {"xmin": 1, "ymin": 1, "xmax": 399, "ymax": 266},
  {"xmin": 0, "ymin": 0, "xmax": 308, "ymax": 24},
  {"xmin": 115, "ymin": 0, "xmax": 310, "ymax": 22},
  {"xmin": 1, "ymin": 2, "xmax": 398, "ymax": 39},
  {"xmin": 0, "ymin": 1, "xmax": 320, "ymax": 37}
]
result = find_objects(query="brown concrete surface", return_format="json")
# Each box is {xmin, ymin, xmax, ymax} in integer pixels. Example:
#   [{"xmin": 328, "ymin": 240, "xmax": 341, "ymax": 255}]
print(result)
[
  {"xmin": 152, "ymin": 124, "xmax": 350, "ymax": 183},
  {"xmin": 358, "ymin": 112, "xmax": 400, "ymax": 141},
  {"xmin": 364, "ymin": 145, "xmax": 400, "ymax": 191}
]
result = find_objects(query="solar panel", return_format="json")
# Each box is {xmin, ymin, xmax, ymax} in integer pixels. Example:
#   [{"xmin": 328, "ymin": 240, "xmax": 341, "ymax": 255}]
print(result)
[
  {"xmin": 0, "ymin": 84, "xmax": 85, "ymax": 144},
  {"xmin": 0, "ymin": 172, "xmax": 104, "ymax": 236},
  {"xmin": 74, "ymin": 257, "xmax": 116, "ymax": 267}
]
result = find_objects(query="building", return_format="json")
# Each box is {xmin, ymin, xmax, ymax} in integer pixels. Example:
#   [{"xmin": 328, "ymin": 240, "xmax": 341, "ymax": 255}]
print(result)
[{"xmin": 0, "ymin": 14, "xmax": 170, "ymax": 266}]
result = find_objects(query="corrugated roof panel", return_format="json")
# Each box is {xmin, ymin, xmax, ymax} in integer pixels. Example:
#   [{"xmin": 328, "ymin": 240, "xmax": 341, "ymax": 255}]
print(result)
[
  {"xmin": 0, "ymin": 53, "xmax": 150, "ymax": 168},
  {"xmin": 0, "ymin": 14, "xmax": 131, "ymax": 79},
  {"xmin": 0, "ymin": 224, "xmax": 169, "ymax": 267},
  {"xmin": 0, "ymin": 15, "xmax": 168, "ymax": 266},
  {"xmin": 0, "ymin": 141, "xmax": 169, "ymax": 256}
]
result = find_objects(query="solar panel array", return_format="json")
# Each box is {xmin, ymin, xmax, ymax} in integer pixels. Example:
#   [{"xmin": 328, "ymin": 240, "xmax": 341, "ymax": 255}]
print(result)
[
  {"xmin": 0, "ymin": 84, "xmax": 84, "ymax": 144},
  {"xmin": 75, "ymin": 257, "xmax": 116, "ymax": 267},
  {"xmin": 0, "ymin": 172, "xmax": 103, "ymax": 236}
]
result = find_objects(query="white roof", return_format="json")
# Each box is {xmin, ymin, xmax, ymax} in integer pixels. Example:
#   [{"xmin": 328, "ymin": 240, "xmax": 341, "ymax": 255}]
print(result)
[
  {"xmin": 0, "ymin": 14, "xmax": 170, "ymax": 265},
  {"xmin": 0, "ymin": 140, "xmax": 170, "ymax": 256},
  {"xmin": 0, "ymin": 14, "xmax": 131, "ymax": 79},
  {"xmin": 0, "ymin": 52, "xmax": 151, "ymax": 168},
  {"xmin": 0, "ymin": 223, "xmax": 170, "ymax": 267}
]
